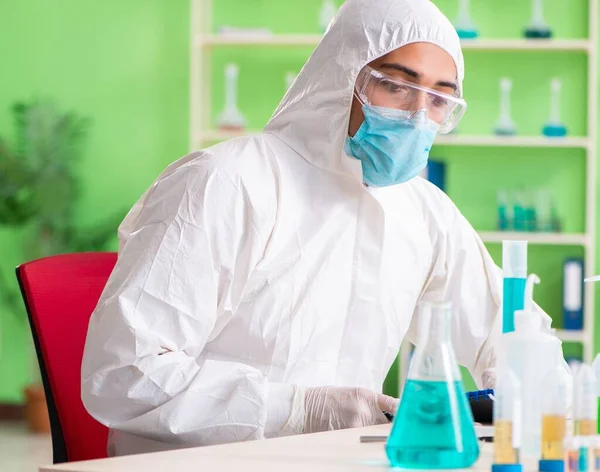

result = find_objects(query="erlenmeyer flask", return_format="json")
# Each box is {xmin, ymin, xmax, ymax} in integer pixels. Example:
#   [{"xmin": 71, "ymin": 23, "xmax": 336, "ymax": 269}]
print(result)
[{"xmin": 386, "ymin": 302, "xmax": 480, "ymax": 469}]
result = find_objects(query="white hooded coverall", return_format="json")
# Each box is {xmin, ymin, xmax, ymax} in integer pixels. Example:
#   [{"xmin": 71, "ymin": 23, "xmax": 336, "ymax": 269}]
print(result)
[{"xmin": 81, "ymin": 0, "xmax": 568, "ymax": 456}]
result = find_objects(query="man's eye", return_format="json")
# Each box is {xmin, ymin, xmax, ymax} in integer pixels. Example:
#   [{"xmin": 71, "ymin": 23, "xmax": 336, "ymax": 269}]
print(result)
[
  {"xmin": 381, "ymin": 80, "xmax": 409, "ymax": 95},
  {"xmin": 431, "ymin": 96, "xmax": 449, "ymax": 108}
]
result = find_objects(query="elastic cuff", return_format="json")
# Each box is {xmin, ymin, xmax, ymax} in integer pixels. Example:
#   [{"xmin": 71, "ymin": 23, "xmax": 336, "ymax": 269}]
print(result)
[
  {"xmin": 265, "ymin": 383, "xmax": 305, "ymax": 437},
  {"xmin": 282, "ymin": 385, "xmax": 305, "ymax": 435}
]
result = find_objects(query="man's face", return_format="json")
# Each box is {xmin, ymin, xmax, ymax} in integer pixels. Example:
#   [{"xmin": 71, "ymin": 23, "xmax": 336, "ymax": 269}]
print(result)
[{"xmin": 348, "ymin": 43, "xmax": 459, "ymax": 137}]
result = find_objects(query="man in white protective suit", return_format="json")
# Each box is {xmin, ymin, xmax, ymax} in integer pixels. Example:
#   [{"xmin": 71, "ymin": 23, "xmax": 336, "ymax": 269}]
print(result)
[{"xmin": 81, "ymin": 0, "xmax": 570, "ymax": 456}]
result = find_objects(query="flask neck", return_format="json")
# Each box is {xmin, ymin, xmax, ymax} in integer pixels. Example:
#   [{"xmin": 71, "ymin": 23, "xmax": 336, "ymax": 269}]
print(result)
[{"xmin": 427, "ymin": 303, "xmax": 452, "ymax": 343}]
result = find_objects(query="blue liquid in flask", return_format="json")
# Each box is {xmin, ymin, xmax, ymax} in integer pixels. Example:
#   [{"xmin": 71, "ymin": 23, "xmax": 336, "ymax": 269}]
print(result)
[{"xmin": 386, "ymin": 379, "xmax": 479, "ymax": 469}]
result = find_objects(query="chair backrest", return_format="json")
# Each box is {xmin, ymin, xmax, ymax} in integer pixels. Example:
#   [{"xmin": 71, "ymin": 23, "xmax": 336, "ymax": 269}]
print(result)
[{"xmin": 16, "ymin": 252, "xmax": 117, "ymax": 463}]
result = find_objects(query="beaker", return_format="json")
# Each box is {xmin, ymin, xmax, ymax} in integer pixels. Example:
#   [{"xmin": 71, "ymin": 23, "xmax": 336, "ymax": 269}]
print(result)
[{"xmin": 386, "ymin": 301, "xmax": 480, "ymax": 469}]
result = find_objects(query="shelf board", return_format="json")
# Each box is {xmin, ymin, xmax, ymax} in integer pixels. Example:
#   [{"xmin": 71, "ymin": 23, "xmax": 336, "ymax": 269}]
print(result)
[
  {"xmin": 460, "ymin": 39, "xmax": 591, "ymax": 51},
  {"xmin": 197, "ymin": 131, "xmax": 590, "ymax": 149},
  {"xmin": 196, "ymin": 130, "xmax": 258, "ymax": 142},
  {"xmin": 478, "ymin": 232, "xmax": 588, "ymax": 245},
  {"xmin": 435, "ymin": 135, "xmax": 590, "ymax": 148},
  {"xmin": 196, "ymin": 34, "xmax": 322, "ymax": 47},
  {"xmin": 196, "ymin": 35, "xmax": 592, "ymax": 51},
  {"xmin": 555, "ymin": 330, "xmax": 587, "ymax": 343}
]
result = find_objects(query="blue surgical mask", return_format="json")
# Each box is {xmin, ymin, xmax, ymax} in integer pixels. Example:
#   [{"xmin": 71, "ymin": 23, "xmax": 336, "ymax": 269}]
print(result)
[{"xmin": 344, "ymin": 105, "xmax": 439, "ymax": 187}]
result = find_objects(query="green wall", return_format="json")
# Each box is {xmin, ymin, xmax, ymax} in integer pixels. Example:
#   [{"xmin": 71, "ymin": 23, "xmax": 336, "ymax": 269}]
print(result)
[
  {"xmin": 0, "ymin": 0, "xmax": 596, "ymax": 402},
  {"xmin": 0, "ymin": 0, "xmax": 188, "ymax": 402}
]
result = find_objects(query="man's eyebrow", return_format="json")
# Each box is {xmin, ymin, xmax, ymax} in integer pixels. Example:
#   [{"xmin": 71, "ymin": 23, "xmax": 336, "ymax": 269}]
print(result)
[
  {"xmin": 379, "ymin": 63, "xmax": 420, "ymax": 78},
  {"xmin": 436, "ymin": 80, "xmax": 458, "ymax": 92},
  {"xmin": 379, "ymin": 63, "xmax": 458, "ymax": 91}
]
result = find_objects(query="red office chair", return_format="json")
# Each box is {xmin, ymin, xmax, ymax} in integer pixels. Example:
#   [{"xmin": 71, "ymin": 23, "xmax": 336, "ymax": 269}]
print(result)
[{"xmin": 16, "ymin": 252, "xmax": 117, "ymax": 463}]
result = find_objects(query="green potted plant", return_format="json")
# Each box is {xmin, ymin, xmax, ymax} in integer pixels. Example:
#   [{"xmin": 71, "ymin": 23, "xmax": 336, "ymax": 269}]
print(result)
[{"xmin": 0, "ymin": 100, "xmax": 123, "ymax": 432}]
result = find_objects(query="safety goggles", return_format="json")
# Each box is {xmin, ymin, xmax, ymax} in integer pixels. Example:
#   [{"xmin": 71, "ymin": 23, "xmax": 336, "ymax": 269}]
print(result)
[{"xmin": 354, "ymin": 66, "xmax": 467, "ymax": 134}]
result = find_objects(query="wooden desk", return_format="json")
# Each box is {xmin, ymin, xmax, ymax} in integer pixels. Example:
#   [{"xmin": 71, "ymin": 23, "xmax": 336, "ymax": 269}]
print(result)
[{"xmin": 41, "ymin": 424, "xmax": 505, "ymax": 472}]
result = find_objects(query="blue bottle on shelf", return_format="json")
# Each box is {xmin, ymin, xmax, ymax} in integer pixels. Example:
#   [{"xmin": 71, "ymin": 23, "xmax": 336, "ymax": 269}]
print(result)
[
  {"xmin": 524, "ymin": 0, "xmax": 553, "ymax": 38},
  {"xmin": 542, "ymin": 79, "xmax": 567, "ymax": 138},
  {"xmin": 454, "ymin": 0, "xmax": 479, "ymax": 40}
]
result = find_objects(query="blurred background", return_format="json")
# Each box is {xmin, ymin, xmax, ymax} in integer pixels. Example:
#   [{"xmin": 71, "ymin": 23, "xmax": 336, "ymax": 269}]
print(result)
[{"xmin": 0, "ymin": 0, "xmax": 598, "ymax": 469}]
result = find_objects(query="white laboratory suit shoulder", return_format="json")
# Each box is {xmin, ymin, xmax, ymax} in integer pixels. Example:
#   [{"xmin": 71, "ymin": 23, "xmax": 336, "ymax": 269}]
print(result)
[{"xmin": 81, "ymin": 0, "xmax": 568, "ymax": 456}]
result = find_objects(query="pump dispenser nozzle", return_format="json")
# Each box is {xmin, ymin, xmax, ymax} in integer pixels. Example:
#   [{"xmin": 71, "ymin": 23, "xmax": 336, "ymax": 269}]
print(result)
[
  {"xmin": 514, "ymin": 274, "xmax": 541, "ymax": 332},
  {"xmin": 523, "ymin": 274, "xmax": 540, "ymax": 311}
]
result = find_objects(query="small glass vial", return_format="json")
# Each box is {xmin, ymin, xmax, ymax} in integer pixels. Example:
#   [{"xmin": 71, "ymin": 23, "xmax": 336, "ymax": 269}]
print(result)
[
  {"xmin": 574, "ymin": 365, "xmax": 597, "ymax": 436},
  {"xmin": 492, "ymin": 368, "xmax": 523, "ymax": 472},
  {"xmin": 566, "ymin": 437, "xmax": 582, "ymax": 472},
  {"xmin": 539, "ymin": 367, "xmax": 568, "ymax": 472},
  {"xmin": 591, "ymin": 436, "xmax": 600, "ymax": 472}
]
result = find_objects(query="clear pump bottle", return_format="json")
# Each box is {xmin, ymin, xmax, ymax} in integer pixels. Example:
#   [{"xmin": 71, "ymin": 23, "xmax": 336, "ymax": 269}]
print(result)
[
  {"xmin": 386, "ymin": 302, "xmax": 479, "ymax": 469},
  {"xmin": 503, "ymin": 274, "xmax": 562, "ymax": 456}
]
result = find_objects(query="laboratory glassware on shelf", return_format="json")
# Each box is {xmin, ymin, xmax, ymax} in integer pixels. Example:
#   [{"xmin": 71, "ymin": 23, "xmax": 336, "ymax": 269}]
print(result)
[
  {"xmin": 454, "ymin": 0, "xmax": 479, "ymax": 39},
  {"xmin": 543, "ymin": 79, "xmax": 567, "ymax": 138},
  {"xmin": 216, "ymin": 63, "xmax": 247, "ymax": 132},
  {"xmin": 496, "ymin": 189, "xmax": 561, "ymax": 233},
  {"xmin": 494, "ymin": 78, "xmax": 518, "ymax": 136},
  {"xmin": 498, "ymin": 190, "xmax": 511, "ymax": 231},
  {"xmin": 524, "ymin": 0, "xmax": 553, "ymax": 39}
]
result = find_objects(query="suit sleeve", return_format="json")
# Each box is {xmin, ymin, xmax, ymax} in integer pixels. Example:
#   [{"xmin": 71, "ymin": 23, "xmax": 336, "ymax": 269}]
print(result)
[{"xmin": 81, "ymin": 161, "xmax": 303, "ymax": 448}]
